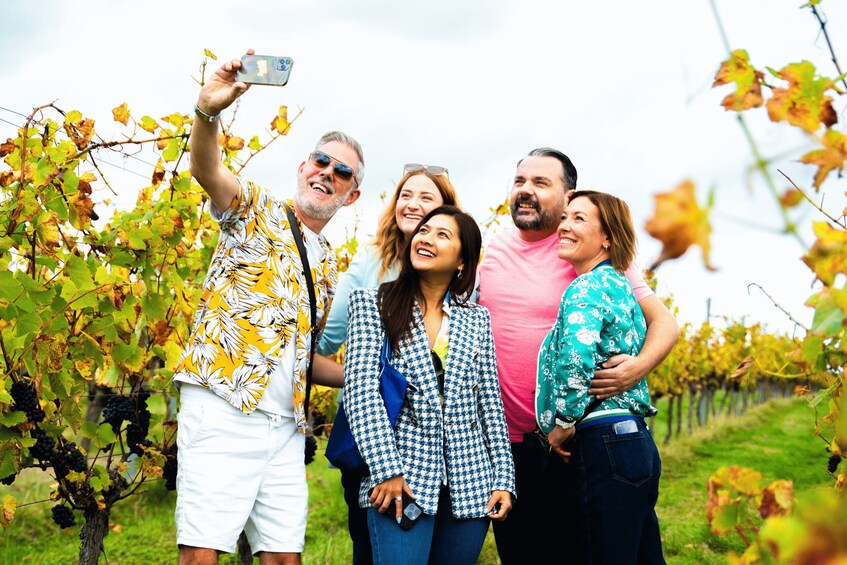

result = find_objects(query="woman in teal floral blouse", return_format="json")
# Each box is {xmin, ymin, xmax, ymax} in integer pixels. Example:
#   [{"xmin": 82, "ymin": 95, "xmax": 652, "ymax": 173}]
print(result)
[{"xmin": 535, "ymin": 190, "xmax": 665, "ymax": 564}]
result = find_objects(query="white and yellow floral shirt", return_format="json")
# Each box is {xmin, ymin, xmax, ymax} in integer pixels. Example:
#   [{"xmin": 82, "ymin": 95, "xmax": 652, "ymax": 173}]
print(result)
[{"xmin": 173, "ymin": 180, "xmax": 335, "ymax": 431}]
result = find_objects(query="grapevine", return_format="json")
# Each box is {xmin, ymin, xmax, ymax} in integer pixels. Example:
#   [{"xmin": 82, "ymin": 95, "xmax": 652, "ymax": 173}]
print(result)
[{"xmin": 0, "ymin": 48, "xmax": 303, "ymax": 563}]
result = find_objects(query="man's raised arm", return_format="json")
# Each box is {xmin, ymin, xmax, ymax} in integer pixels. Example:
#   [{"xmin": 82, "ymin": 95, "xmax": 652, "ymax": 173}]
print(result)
[{"xmin": 189, "ymin": 50, "xmax": 254, "ymax": 213}]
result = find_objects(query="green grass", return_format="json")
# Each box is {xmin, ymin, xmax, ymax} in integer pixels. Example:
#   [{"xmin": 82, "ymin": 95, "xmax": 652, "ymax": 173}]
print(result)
[
  {"xmin": 655, "ymin": 397, "xmax": 830, "ymax": 564},
  {"xmin": 0, "ymin": 398, "xmax": 832, "ymax": 564}
]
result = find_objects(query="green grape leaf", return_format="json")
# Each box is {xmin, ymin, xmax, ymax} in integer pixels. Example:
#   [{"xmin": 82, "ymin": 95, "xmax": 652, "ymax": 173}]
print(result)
[
  {"xmin": 806, "ymin": 288, "xmax": 846, "ymax": 336},
  {"xmin": 0, "ymin": 271, "xmax": 21, "ymax": 302},
  {"xmin": 162, "ymin": 138, "xmax": 180, "ymax": 162},
  {"xmin": 95, "ymin": 425, "xmax": 116, "ymax": 451},
  {"xmin": 139, "ymin": 116, "xmax": 159, "ymax": 133},
  {"xmin": 710, "ymin": 499, "xmax": 741, "ymax": 535},
  {"xmin": 0, "ymin": 411, "xmax": 27, "ymax": 427},
  {"xmin": 34, "ymin": 157, "xmax": 57, "ymax": 187}
]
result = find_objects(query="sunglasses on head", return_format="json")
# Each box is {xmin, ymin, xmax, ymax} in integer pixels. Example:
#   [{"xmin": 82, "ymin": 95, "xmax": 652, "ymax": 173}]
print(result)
[
  {"xmin": 309, "ymin": 151, "xmax": 356, "ymax": 183},
  {"xmin": 404, "ymin": 163, "xmax": 448, "ymax": 177}
]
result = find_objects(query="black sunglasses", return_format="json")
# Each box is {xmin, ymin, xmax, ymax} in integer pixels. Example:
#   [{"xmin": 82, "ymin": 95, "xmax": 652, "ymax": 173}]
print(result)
[
  {"xmin": 404, "ymin": 163, "xmax": 448, "ymax": 177},
  {"xmin": 309, "ymin": 151, "xmax": 356, "ymax": 183}
]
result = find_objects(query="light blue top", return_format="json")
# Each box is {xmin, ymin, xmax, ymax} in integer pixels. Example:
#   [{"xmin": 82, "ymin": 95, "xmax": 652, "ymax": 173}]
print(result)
[
  {"xmin": 318, "ymin": 245, "xmax": 400, "ymax": 356},
  {"xmin": 535, "ymin": 263, "xmax": 654, "ymax": 434}
]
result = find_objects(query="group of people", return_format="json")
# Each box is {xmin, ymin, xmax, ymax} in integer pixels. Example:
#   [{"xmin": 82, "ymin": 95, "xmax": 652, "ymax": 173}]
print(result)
[{"xmin": 171, "ymin": 52, "xmax": 679, "ymax": 565}]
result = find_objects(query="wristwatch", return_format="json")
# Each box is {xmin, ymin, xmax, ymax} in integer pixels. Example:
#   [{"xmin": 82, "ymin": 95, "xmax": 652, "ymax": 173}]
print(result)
[
  {"xmin": 194, "ymin": 104, "xmax": 220, "ymax": 123},
  {"xmin": 554, "ymin": 415, "xmax": 576, "ymax": 430}
]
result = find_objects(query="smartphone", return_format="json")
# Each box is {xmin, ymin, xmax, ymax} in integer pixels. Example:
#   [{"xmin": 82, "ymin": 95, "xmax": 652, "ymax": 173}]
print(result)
[
  {"xmin": 368, "ymin": 488, "xmax": 423, "ymax": 530},
  {"xmin": 238, "ymin": 54, "xmax": 294, "ymax": 86},
  {"xmin": 396, "ymin": 491, "xmax": 423, "ymax": 530}
]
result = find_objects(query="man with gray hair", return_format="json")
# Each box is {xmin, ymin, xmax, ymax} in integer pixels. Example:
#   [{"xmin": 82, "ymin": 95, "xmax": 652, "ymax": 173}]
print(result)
[
  {"xmin": 172, "ymin": 51, "xmax": 361, "ymax": 565},
  {"xmin": 478, "ymin": 147, "xmax": 678, "ymax": 564}
]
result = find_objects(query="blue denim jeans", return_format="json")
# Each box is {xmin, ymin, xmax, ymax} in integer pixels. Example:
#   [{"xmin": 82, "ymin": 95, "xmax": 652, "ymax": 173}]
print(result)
[
  {"xmin": 563, "ymin": 417, "xmax": 665, "ymax": 564},
  {"xmin": 367, "ymin": 486, "xmax": 489, "ymax": 565}
]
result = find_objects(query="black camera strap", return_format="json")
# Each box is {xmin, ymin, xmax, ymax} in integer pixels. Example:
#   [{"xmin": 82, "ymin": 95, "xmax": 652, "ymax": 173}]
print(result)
[{"xmin": 283, "ymin": 202, "xmax": 317, "ymax": 422}]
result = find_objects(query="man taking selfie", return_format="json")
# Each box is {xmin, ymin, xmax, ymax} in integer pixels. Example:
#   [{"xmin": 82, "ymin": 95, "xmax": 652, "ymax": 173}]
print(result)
[{"xmin": 172, "ymin": 50, "xmax": 360, "ymax": 565}]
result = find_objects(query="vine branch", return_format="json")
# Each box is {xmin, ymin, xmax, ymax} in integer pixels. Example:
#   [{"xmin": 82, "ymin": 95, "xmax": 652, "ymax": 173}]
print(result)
[
  {"xmin": 746, "ymin": 283, "xmax": 810, "ymax": 332},
  {"xmin": 810, "ymin": 4, "xmax": 847, "ymax": 91},
  {"xmin": 778, "ymin": 169, "xmax": 846, "ymax": 228}
]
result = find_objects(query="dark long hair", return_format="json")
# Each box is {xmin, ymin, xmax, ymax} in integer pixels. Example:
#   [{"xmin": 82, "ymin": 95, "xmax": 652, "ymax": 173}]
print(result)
[{"xmin": 377, "ymin": 205, "xmax": 481, "ymax": 350}]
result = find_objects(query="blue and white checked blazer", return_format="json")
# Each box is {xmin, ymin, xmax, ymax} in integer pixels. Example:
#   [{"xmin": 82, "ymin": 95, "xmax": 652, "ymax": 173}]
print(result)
[{"xmin": 343, "ymin": 288, "xmax": 515, "ymax": 519}]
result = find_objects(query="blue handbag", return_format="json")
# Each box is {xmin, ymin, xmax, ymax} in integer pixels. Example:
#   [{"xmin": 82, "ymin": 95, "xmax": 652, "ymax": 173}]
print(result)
[{"xmin": 325, "ymin": 336, "xmax": 408, "ymax": 473}]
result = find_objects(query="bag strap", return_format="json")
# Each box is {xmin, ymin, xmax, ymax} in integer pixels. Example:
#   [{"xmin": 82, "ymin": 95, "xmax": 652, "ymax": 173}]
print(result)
[
  {"xmin": 283, "ymin": 202, "xmax": 317, "ymax": 422},
  {"xmin": 380, "ymin": 334, "xmax": 393, "ymax": 365}
]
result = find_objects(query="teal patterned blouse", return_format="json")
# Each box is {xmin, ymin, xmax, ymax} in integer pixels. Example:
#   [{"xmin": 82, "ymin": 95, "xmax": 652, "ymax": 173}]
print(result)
[{"xmin": 535, "ymin": 262, "xmax": 655, "ymax": 434}]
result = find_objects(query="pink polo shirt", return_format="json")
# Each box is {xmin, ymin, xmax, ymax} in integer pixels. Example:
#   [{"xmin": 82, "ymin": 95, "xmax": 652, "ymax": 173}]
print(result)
[{"xmin": 478, "ymin": 228, "xmax": 653, "ymax": 442}]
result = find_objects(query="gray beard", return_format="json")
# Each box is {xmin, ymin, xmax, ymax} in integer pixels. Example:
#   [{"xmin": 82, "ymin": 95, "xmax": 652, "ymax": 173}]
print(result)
[{"xmin": 294, "ymin": 190, "xmax": 346, "ymax": 222}]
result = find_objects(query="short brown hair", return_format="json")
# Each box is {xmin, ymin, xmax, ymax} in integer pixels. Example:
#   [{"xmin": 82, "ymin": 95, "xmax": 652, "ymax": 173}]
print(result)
[{"xmin": 567, "ymin": 190, "xmax": 636, "ymax": 273}]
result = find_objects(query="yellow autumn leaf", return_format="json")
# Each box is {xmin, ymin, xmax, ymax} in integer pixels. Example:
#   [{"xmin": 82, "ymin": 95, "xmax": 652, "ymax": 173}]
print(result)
[
  {"xmin": 758, "ymin": 480, "xmax": 793, "ymax": 518},
  {"xmin": 729, "ymin": 356, "xmax": 754, "ymax": 380},
  {"xmin": 1, "ymin": 495, "xmax": 16, "ymax": 528},
  {"xmin": 766, "ymin": 60, "xmax": 838, "ymax": 134},
  {"xmin": 226, "ymin": 136, "xmax": 245, "ymax": 151},
  {"xmin": 151, "ymin": 158, "xmax": 166, "ymax": 187},
  {"xmin": 802, "ymin": 221, "xmax": 847, "ymax": 286},
  {"xmin": 112, "ymin": 103, "xmax": 130, "ymax": 126},
  {"xmin": 779, "ymin": 187, "xmax": 804, "ymax": 208},
  {"xmin": 644, "ymin": 180, "xmax": 715, "ymax": 271},
  {"xmin": 270, "ymin": 106, "xmax": 291, "ymax": 135},
  {"xmin": 712, "ymin": 49, "xmax": 764, "ymax": 111},
  {"xmin": 63, "ymin": 116, "xmax": 96, "ymax": 151},
  {"xmin": 799, "ymin": 128, "xmax": 847, "ymax": 190},
  {"xmin": 37, "ymin": 212, "xmax": 61, "ymax": 249}
]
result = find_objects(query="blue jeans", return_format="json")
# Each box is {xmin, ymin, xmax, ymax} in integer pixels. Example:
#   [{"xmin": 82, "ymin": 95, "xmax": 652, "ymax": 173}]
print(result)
[
  {"xmin": 367, "ymin": 486, "xmax": 489, "ymax": 565},
  {"xmin": 563, "ymin": 418, "xmax": 665, "ymax": 564}
]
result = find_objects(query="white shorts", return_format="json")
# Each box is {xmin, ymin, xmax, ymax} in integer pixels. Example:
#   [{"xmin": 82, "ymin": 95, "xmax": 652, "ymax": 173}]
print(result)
[{"xmin": 175, "ymin": 384, "xmax": 307, "ymax": 554}]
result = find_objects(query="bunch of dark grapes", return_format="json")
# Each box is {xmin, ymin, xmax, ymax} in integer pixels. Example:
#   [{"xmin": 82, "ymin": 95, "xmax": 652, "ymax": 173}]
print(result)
[
  {"xmin": 304, "ymin": 434, "xmax": 318, "ymax": 466},
  {"xmin": 10, "ymin": 381, "xmax": 45, "ymax": 423},
  {"xmin": 126, "ymin": 389, "xmax": 151, "ymax": 456},
  {"xmin": 311, "ymin": 411, "xmax": 327, "ymax": 437},
  {"xmin": 101, "ymin": 395, "xmax": 135, "ymax": 432},
  {"xmin": 1, "ymin": 473, "xmax": 15, "ymax": 486},
  {"xmin": 30, "ymin": 427, "xmax": 56, "ymax": 462},
  {"xmin": 162, "ymin": 449, "xmax": 178, "ymax": 491},
  {"xmin": 51, "ymin": 504, "xmax": 75, "ymax": 528},
  {"xmin": 828, "ymin": 454, "xmax": 842, "ymax": 474},
  {"xmin": 53, "ymin": 441, "xmax": 87, "ymax": 478}
]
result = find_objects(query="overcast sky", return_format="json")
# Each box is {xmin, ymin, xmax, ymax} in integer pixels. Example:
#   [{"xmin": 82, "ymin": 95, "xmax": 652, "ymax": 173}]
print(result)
[{"xmin": 3, "ymin": 0, "xmax": 845, "ymax": 336}]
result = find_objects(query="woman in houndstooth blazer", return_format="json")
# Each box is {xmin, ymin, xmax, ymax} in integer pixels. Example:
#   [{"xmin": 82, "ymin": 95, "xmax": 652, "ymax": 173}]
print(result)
[{"xmin": 343, "ymin": 205, "xmax": 515, "ymax": 565}]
